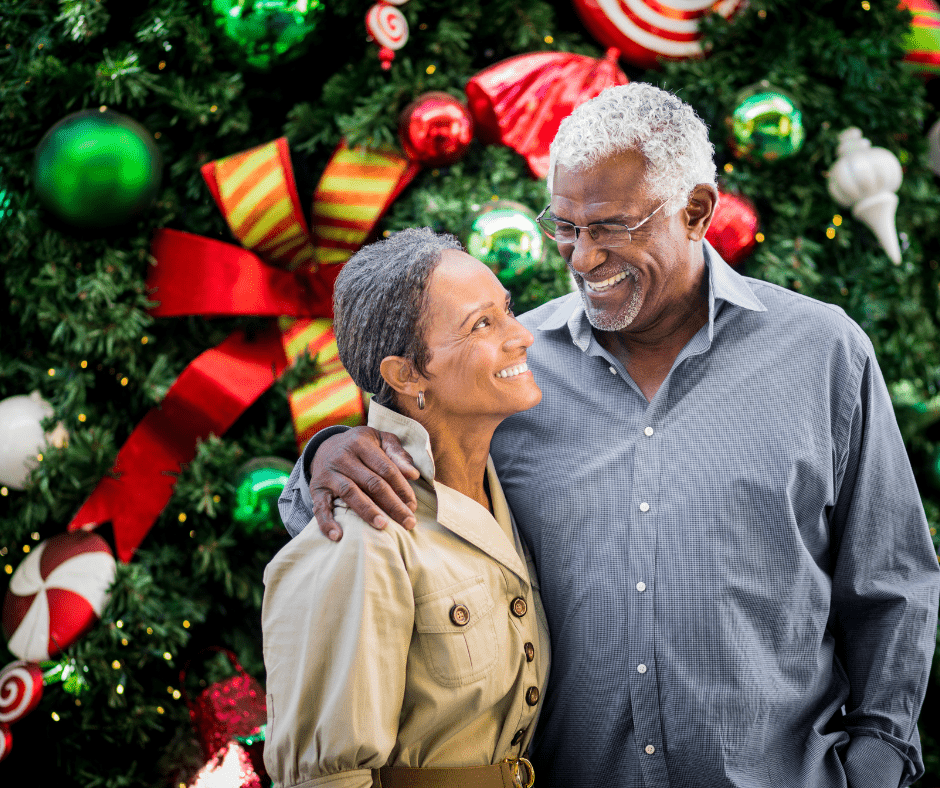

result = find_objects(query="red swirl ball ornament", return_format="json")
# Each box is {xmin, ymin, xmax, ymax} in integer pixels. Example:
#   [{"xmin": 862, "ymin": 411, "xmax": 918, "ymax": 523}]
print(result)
[
  {"xmin": 705, "ymin": 190, "xmax": 759, "ymax": 267},
  {"xmin": 572, "ymin": 0, "xmax": 747, "ymax": 70},
  {"xmin": 0, "ymin": 722, "xmax": 11, "ymax": 763},
  {"xmin": 0, "ymin": 661, "xmax": 44, "ymax": 726},
  {"xmin": 398, "ymin": 92, "xmax": 474, "ymax": 167}
]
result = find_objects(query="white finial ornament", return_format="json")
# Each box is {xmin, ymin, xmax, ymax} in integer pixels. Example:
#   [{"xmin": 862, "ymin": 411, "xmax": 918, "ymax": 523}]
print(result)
[{"xmin": 827, "ymin": 127, "xmax": 904, "ymax": 264}]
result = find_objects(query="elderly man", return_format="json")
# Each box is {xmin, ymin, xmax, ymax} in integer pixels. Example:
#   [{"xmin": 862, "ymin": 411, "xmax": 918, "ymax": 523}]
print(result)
[{"xmin": 278, "ymin": 84, "xmax": 939, "ymax": 788}]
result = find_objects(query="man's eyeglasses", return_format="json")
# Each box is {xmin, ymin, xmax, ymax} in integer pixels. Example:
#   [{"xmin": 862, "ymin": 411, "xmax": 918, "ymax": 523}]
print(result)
[{"xmin": 535, "ymin": 195, "xmax": 674, "ymax": 247}]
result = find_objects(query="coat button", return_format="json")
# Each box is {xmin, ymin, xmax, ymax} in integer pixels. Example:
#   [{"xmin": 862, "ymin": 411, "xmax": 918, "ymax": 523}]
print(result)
[
  {"xmin": 449, "ymin": 604, "xmax": 470, "ymax": 626},
  {"xmin": 526, "ymin": 686, "xmax": 540, "ymax": 706},
  {"xmin": 511, "ymin": 597, "xmax": 528, "ymax": 617},
  {"xmin": 511, "ymin": 729, "xmax": 525, "ymax": 746},
  {"xmin": 524, "ymin": 642, "xmax": 535, "ymax": 662}
]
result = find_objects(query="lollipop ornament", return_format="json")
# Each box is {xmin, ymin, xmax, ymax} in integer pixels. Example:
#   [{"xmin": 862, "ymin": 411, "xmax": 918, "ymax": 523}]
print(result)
[{"xmin": 827, "ymin": 127, "xmax": 904, "ymax": 264}]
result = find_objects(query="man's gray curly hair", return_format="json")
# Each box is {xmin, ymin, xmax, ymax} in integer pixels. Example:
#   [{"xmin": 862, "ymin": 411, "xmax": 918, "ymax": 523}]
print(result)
[
  {"xmin": 548, "ymin": 83, "xmax": 717, "ymax": 217},
  {"xmin": 332, "ymin": 227, "xmax": 462, "ymax": 407}
]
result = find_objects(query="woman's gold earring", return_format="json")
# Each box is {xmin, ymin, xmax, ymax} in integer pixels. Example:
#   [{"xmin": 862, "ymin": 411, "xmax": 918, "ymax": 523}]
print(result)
[{"xmin": 417, "ymin": 391, "xmax": 425, "ymax": 410}]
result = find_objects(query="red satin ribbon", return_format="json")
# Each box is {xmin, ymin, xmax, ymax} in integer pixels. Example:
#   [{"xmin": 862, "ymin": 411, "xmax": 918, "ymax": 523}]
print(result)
[
  {"xmin": 67, "ymin": 325, "xmax": 290, "ymax": 563},
  {"xmin": 147, "ymin": 229, "xmax": 336, "ymax": 318}
]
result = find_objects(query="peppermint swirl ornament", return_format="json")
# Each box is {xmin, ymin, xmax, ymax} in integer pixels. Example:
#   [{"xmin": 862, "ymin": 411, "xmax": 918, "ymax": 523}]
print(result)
[
  {"xmin": 0, "ymin": 661, "xmax": 44, "ymax": 725},
  {"xmin": 0, "ymin": 723, "xmax": 10, "ymax": 763},
  {"xmin": 366, "ymin": 3, "xmax": 409, "ymax": 49}
]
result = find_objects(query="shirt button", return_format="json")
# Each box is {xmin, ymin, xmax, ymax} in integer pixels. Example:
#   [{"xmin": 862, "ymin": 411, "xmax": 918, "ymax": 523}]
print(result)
[
  {"xmin": 526, "ymin": 686, "xmax": 540, "ymax": 706},
  {"xmin": 524, "ymin": 642, "xmax": 535, "ymax": 662},
  {"xmin": 644, "ymin": 426, "xmax": 654, "ymax": 436},
  {"xmin": 609, "ymin": 366, "xmax": 617, "ymax": 375},
  {"xmin": 636, "ymin": 581, "xmax": 647, "ymax": 592},
  {"xmin": 511, "ymin": 597, "xmax": 528, "ymax": 617},
  {"xmin": 512, "ymin": 729, "xmax": 525, "ymax": 746},
  {"xmin": 639, "ymin": 502, "xmax": 650, "ymax": 512},
  {"xmin": 449, "ymin": 604, "xmax": 470, "ymax": 626},
  {"xmin": 645, "ymin": 745, "xmax": 656, "ymax": 755},
  {"xmin": 637, "ymin": 664, "xmax": 647, "ymax": 674}
]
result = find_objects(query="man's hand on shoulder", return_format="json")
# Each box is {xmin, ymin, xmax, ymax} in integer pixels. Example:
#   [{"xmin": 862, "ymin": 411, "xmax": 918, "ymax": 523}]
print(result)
[{"xmin": 309, "ymin": 426, "xmax": 420, "ymax": 541}]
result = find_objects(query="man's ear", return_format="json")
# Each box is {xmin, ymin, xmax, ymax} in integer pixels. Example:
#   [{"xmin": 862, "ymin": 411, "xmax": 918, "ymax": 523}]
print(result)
[
  {"xmin": 380, "ymin": 356, "xmax": 423, "ymax": 398},
  {"xmin": 684, "ymin": 184, "xmax": 719, "ymax": 241}
]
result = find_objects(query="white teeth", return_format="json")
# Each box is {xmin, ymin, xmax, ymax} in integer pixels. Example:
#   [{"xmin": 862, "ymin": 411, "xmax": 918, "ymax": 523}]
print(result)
[
  {"xmin": 497, "ymin": 362, "xmax": 529, "ymax": 379},
  {"xmin": 586, "ymin": 270, "xmax": 629, "ymax": 292}
]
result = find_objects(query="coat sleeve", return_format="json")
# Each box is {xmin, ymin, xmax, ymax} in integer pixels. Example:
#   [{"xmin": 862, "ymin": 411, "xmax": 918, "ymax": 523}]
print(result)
[
  {"xmin": 829, "ymin": 340, "xmax": 940, "ymax": 788},
  {"xmin": 277, "ymin": 426, "xmax": 348, "ymax": 538},
  {"xmin": 262, "ymin": 511, "xmax": 414, "ymax": 788}
]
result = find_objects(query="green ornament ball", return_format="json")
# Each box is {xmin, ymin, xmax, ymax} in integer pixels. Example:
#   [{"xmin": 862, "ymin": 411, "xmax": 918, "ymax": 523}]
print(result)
[
  {"xmin": 32, "ymin": 110, "xmax": 162, "ymax": 229},
  {"xmin": 728, "ymin": 83, "xmax": 805, "ymax": 162},
  {"xmin": 0, "ymin": 164, "xmax": 11, "ymax": 228},
  {"xmin": 465, "ymin": 201, "xmax": 545, "ymax": 287},
  {"xmin": 211, "ymin": 0, "xmax": 324, "ymax": 70},
  {"xmin": 232, "ymin": 457, "xmax": 295, "ymax": 533}
]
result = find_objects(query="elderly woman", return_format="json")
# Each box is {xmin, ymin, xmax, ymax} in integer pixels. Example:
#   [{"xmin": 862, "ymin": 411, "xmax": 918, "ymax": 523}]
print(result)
[{"xmin": 262, "ymin": 227, "xmax": 549, "ymax": 788}]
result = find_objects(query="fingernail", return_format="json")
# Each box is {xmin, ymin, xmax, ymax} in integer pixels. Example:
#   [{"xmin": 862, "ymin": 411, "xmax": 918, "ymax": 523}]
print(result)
[
  {"xmin": 373, "ymin": 515, "xmax": 389, "ymax": 529},
  {"xmin": 328, "ymin": 529, "xmax": 341, "ymax": 542},
  {"xmin": 403, "ymin": 516, "xmax": 417, "ymax": 529},
  {"xmin": 409, "ymin": 501, "xmax": 418, "ymax": 512}
]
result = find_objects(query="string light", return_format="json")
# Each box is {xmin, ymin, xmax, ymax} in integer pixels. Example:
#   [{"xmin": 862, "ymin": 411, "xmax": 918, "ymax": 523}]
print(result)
[
  {"xmin": 31, "ymin": 532, "xmax": 40, "ymax": 540},
  {"xmin": 116, "ymin": 620, "xmax": 124, "ymax": 628},
  {"xmin": 141, "ymin": 336, "xmax": 149, "ymax": 344},
  {"xmin": 78, "ymin": 413, "xmax": 87, "ymax": 422},
  {"xmin": 861, "ymin": 0, "xmax": 870, "ymax": 8},
  {"xmin": 51, "ymin": 711, "xmax": 60, "ymax": 721},
  {"xmin": 755, "ymin": 233, "xmax": 765, "ymax": 243},
  {"xmin": 826, "ymin": 227, "xmax": 836, "ymax": 239},
  {"xmin": 120, "ymin": 377, "xmax": 129, "ymax": 386},
  {"xmin": 544, "ymin": 35, "xmax": 554, "ymax": 44},
  {"xmin": 112, "ymin": 660, "xmax": 121, "ymax": 669},
  {"xmin": 172, "ymin": 689, "xmax": 181, "ymax": 699},
  {"xmin": 48, "ymin": 368, "xmax": 55, "ymax": 376},
  {"xmin": 121, "ymin": 638, "xmax": 129, "ymax": 646},
  {"xmin": 212, "ymin": 495, "xmax": 220, "ymax": 503},
  {"xmin": 1, "ymin": 487, "xmax": 7, "ymax": 497},
  {"xmin": 723, "ymin": 163, "xmax": 734, "ymax": 173},
  {"xmin": 833, "ymin": 214, "xmax": 843, "ymax": 226},
  {"xmin": 163, "ymin": 652, "xmax": 172, "ymax": 661},
  {"xmin": 4, "ymin": 565, "xmax": 12, "ymax": 574},
  {"xmin": 210, "ymin": 105, "xmax": 218, "ymax": 113},
  {"xmin": 36, "ymin": 453, "xmax": 43, "ymax": 462},
  {"xmin": 116, "ymin": 684, "xmax": 124, "ymax": 694},
  {"xmin": 22, "ymin": 545, "xmax": 30, "ymax": 554},
  {"xmin": 81, "ymin": 360, "xmax": 88, "ymax": 368},
  {"xmin": 183, "ymin": 620, "xmax": 191, "ymax": 629},
  {"xmin": 426, "ymin": 64, "xmax": 436, "ymax": 74},
  {"xmin": 147, "ymin": 627, "xmax": 154, "ymax": 635},
  {"xmin": 158, "ymin": 61, "xmax": 166, "ymax": 70},
  {"xmin": 157, "ymin": 706, "xmax": 165, "ymax": 714}
]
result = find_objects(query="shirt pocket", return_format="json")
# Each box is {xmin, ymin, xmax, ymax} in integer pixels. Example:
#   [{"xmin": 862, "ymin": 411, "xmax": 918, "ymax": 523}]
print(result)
[{"xmin": 414, "ymin": 575, "xmax": 499, "ymax": 687}]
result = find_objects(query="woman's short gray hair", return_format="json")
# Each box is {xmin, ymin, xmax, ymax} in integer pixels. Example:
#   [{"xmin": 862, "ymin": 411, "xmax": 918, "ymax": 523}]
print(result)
[
  {"xmin": 548, "ymin": 83, "xmax": 716, "ymax": 217},
  {"xmin": 332, "ymin": 227, "xmax": 463, "ymax": 406}
]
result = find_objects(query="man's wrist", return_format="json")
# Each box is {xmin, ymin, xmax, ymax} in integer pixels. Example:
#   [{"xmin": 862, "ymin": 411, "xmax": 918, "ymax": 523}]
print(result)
[{"xmin": 843, "ymin": 735, "xmax": 906, "ymax": 788}]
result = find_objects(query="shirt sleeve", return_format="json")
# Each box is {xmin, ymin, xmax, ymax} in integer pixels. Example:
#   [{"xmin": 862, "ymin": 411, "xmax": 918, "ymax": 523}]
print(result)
[
  {"xmin": 262, "ymin": 513, "xmax": 414, "ymax": 788},
  {"xmin": 829, "ymin": 341, "xmax": 940, "ymax": 788},
  {"xmin": 277, "ymin": 425, "xmax": 349, "ymax": 537}
]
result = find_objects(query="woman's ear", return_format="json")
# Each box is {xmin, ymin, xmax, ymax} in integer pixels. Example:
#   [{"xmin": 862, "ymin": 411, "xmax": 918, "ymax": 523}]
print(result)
[
  {"xmin": 380, "ymin": 356, "xmax": 423, "ymax": 398},
  {"xmin": 684, "ymin": 184, "xmax": 719, "ymax": 241}
]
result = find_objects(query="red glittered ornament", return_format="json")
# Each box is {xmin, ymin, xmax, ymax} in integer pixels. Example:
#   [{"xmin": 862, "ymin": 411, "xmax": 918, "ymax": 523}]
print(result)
[
  {"xmin": 705, "ymin": 190, "xmax": 760, "ymax": 267},
  {"xmin": 181, "ymin": 649, "xmax": 267, "ymax": 765},
  {"xmin": 398, "ymin": 92, "xmax": 474, "ymax": 167}
]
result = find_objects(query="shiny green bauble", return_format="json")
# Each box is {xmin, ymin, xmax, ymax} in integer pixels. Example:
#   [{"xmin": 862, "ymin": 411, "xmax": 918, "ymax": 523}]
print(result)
[
  {"xmin": 232, "ymin": 457, "xmax": 295, "ymax": 533},
  {"xmin": 0, "ymin": 165, "xmax": 11, "ymax": 228},
  {"xmin": 211, "ymin": 0, "xmax": 324, "ymax": 70},
  {"xmin": 465, "ymin": 201, "xmax": 545, "ymax": 287},
  {"xmin": 729, "ymin": 83, "xmax": 805, "ymax": 162},
  {"xmin": 32, "ymin": 110, "xmax": 162, "ymax": 229}
]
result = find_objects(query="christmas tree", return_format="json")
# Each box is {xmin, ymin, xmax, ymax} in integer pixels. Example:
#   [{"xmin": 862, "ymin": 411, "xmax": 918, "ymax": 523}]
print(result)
[{"xmin": 1, "ymin": 0, "xmax": 939, "ymax": 785}]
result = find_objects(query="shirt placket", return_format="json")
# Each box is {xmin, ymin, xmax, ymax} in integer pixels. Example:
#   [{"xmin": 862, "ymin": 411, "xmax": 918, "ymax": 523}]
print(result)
[{"xmin": 629, "ymin": 398, "xmax": 669, "ymax": 787}]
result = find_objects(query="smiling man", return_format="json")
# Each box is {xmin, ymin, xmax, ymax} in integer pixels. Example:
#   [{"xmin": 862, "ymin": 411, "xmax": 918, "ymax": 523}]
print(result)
[{"xmin": 278, "ymin": 84, "xmax": 939, "ymax": 788}]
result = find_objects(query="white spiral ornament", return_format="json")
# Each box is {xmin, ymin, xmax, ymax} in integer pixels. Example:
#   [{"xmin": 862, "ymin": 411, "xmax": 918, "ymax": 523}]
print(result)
[
  {"xmin": 0, "ymin": 660, "xmax": 44, "ymax": 724},
  {"xmin": 366, "ymin": 3, "xmax": 409, "ymax": 50}
]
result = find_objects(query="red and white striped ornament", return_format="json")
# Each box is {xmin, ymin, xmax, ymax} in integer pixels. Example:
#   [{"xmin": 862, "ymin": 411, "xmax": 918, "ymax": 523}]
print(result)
[
  {"xmin": 366, "ymin": 2, "xmax": 409, "ymax": 69},
  {"xmin": 572, "ymin": 0, "xmax": 746, "ymax": 70},
  {"xmin": 0, "ymin": 660, "xmax": 44, "ymax": 725},
  {"xmin": 1, "ymin": 532, "xmax": 116, "ymax": 661},
  {"xmin": 0, "ymin": 722, "xmax": 11, "ymax": 762}
]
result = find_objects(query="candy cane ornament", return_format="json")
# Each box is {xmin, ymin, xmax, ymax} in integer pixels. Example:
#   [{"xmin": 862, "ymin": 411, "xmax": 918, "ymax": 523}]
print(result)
[{"xmin": 366, "ymin": 2, "xmax": 410, "ymax": 70}]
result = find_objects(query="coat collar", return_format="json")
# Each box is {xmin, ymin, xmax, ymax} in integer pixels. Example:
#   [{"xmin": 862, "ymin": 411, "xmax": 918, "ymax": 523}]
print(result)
[{"xmin": 366, "ymin": 401, "xmax": 530, "ymax": 583}]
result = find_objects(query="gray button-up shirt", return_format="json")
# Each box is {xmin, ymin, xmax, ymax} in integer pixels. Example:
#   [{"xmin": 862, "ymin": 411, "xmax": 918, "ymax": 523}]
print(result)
[{"xmin": 280, "ymin": 244, "xmax": 939, "ymax": 788}]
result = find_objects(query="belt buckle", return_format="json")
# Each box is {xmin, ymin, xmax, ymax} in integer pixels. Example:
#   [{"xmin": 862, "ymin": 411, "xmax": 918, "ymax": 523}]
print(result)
[{"xmin": 510, "ymin": 756, "xmax": 535, "ymax": 788}]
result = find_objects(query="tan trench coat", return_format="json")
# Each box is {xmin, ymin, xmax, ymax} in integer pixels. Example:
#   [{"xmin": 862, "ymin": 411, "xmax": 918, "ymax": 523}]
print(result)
[{"xmin": 262, "ymin": 402, "xmax": 551, "ymax": 788}]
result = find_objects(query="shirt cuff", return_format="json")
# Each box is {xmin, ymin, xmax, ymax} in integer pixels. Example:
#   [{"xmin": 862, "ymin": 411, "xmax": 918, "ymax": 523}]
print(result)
[
  {"xmin": 843, "ymin": 735, "xmax": 906, "ymax": 788},
  {"xmin": 300, "ymin": 425, "xmax": 351, "ymax": 486}
]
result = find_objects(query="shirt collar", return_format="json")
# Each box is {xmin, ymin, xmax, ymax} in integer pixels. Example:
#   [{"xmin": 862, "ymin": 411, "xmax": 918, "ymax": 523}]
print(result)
[
  {"xmin": 536, "ymin": 240, "xmax": 767, "ymax": 351},
  {"xmin": 366, "ymin": 400, "xmax": 437, "ymax": 486}
]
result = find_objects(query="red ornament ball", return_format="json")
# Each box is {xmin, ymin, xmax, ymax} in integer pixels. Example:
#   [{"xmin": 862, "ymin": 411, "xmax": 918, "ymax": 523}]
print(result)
[
  {"xmin": 705, "ymin": 190, "xmax": 760, "ymax": 267},
  {"xmin": 0, "ymin": 661, "xmax": 44, "ymax": 725},
  {"xmin": 398, "ymin": 92, "xmax": 473, "ymax": 167},
  {"xmin": 2, "ymin": 531, "xmax": 116, "ymax": 661}
]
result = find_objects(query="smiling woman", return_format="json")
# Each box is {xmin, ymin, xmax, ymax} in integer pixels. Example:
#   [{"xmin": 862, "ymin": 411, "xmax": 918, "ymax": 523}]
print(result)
[{"xmin": 262, "ymin": 227, "xmax": 549, "ymax": 788}]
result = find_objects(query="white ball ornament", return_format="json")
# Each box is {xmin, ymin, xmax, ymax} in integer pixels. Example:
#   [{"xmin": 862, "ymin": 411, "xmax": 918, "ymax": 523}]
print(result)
[
  {"xmin": 827, "ymin": 127, "xmax": 904, "ymax": 265},
  {"xmin": 366, "ymin": 3, "xmax": 409, "ymax": 50},
  {"xmin": 0, "ymin": 392, "xmax": 68, "ymax": 489}
]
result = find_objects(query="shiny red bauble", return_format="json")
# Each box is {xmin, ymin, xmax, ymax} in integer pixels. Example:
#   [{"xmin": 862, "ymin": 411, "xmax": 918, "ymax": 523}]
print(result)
[
  {"xmin": 398, "ymin": 92, "xmax": 473, "ymax": 167},
  {"xmin": 705, "ymin": 190, "xmax": 760, "ymax": 267}
]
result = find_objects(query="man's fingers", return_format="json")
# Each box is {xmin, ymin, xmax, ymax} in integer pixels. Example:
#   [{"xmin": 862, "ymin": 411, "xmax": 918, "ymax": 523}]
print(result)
[
  {"xmin": 311, "ymin": 487, "xmax": 344, "ymax": 542},
  {"xmin": 380, "ymin": 432, "xmax": 421, "ymax": 483},
  {"xmin": 337, "ymin": 461, "xmax": 417, "ymax": 530}
]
